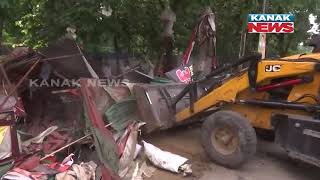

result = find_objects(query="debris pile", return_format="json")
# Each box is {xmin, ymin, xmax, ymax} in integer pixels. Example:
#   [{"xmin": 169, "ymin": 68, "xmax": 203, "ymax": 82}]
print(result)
[{"xmin": 0, "ymin": 38, "xmax": 192, "ymax": 180}]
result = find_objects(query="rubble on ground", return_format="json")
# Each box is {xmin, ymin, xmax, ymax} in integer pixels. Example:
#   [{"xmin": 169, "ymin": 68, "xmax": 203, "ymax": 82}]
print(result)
[{"xmin": 0, "ymin": 38, "xmax": 192, "ymax": 180}]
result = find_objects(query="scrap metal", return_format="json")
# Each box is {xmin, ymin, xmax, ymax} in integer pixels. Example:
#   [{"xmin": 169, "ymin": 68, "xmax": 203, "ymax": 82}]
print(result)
[{"xmin": 0, "ymin": 59, "xmax": 40, "ymax": 111}]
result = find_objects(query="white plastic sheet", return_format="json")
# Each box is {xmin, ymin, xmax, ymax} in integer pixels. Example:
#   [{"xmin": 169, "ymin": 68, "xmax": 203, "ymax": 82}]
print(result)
[
  {"xmin": 22, "ymin": 126, "xmax": 58, "ymax": 147},
  {"xmin": 142, "ymin": 141, "xmax": 188, "ymax": 173}
]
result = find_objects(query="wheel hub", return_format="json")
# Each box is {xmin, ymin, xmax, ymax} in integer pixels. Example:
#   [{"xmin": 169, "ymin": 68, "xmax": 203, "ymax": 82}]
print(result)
[{"xmin": 211, "ymin": 125, "xmax": 239, "ymax": 155}]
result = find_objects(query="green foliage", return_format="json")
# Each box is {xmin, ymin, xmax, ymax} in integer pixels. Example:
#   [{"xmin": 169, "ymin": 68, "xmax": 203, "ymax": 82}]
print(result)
[
  {"xmin": 212, "ymin": 0, "xmax": 259, "ymax": 61},
  {"xmin": 0, "ymin": 0, "xmax": 319, "ymax": 61},
  {"xmin": 1, "ymin": 0, "xmax": 164, "ymax": 54},
  {"xmin": 266, "ymin": 0, "xmax": 320, "ymax": 56}
]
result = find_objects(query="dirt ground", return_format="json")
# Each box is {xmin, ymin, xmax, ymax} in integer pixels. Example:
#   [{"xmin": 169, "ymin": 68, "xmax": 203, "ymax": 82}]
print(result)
[{"xmin": 144, "ymin": 123, "xmax": 320, "ymax": 180}]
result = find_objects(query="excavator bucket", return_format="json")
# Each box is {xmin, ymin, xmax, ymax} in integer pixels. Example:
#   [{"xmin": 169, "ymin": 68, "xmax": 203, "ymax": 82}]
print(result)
[{"xmin": 133, "ymin": 83, "xmax": 190, "ymax": 133}]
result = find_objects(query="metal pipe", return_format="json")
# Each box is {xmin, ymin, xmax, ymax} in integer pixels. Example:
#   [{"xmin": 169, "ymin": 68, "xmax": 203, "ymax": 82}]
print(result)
[
  {"xmin": 202, "ymin": 53, "xmax": 261, "ymax": 81},
  {"xmin": 256, "ymin": 78, "xmax": 305, "ymax": 92},
  {"xmin": 40, "ymin": 122, "xmax": 113, "ymax": 161},
  {"xmin": 5, "ymin": 54, "xmax": 82, "ymax": 70},
  {"xmin": 239, "ymin": 99, "xmax": 320, "ymax": 112},
  {"xmin": 0, "ymin": 64, "xmax": 11, "ymax": 86}
]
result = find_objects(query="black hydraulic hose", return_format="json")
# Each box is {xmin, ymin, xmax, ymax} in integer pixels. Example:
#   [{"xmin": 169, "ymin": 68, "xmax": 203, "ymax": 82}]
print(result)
[
  {"xmin": 200, "ymin": 53, "xmax": 262, "ymax": 82},
  {"xmin": 238, "ymin": 99, "xmax": 320, "ymax": 112}
]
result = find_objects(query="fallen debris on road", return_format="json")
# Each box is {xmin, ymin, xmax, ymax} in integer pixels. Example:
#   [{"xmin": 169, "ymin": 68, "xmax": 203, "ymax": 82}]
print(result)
[{"xmin": 142, "ymin": 141, "xmax": 192, "ymax": 175}]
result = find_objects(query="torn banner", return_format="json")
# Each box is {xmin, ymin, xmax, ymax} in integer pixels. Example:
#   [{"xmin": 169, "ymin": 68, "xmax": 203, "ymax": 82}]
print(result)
[{"xmin": 80, "ymin": 79, "xmax": 120, "ymax": 180}]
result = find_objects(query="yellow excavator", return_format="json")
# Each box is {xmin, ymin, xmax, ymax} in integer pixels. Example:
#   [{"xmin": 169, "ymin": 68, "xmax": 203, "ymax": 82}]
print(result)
[{"xmin": 134, "ymin": 51, "xmax": 320, "ymax": 168}]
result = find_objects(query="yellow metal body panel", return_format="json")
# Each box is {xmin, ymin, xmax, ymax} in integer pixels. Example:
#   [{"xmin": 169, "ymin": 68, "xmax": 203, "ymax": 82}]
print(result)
[
  {"xmin": 256, "ymin": 60, "xmax": 315, "ymax": 81},
  {"xmin": 175, "ymin": 54, "xmax": 320, "ymax": 130},
  {"xmin": 281, "ymin": 53, "xmax": 320, "ymax": 60},
  {"xmin": 226, "ymin": 89, "xmax": 273, "ymax": 129},
  {"xmin": 287, "ymin": 72, "xmax": 320, "ymax": 103}
]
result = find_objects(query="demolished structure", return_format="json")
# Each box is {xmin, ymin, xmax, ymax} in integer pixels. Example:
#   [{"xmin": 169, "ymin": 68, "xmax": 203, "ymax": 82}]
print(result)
[{"xmin": 0, "ymin": 37, "xmax": 193, "ymax": 180}]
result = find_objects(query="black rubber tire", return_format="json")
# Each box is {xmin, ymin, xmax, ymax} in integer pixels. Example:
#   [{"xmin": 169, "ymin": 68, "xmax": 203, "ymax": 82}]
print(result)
[{"xmin": 201, "ymin": 110, "xmax": 257, "ymax": 168}]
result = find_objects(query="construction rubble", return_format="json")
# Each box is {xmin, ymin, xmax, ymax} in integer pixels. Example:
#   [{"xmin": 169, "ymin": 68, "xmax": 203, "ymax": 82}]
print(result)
[{"xmin": 0, "ymin": 38, "xmax": 192, "ymax": 180}]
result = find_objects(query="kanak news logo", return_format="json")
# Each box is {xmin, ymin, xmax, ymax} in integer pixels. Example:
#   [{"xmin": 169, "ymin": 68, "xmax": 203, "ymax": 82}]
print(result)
[{"xmin": 248, "ymin": 14, "xmax": 294, "ymax": 33}]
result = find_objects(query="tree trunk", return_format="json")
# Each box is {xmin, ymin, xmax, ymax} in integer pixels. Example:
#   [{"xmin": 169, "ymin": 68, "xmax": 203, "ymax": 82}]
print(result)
[
  {"xmin": 278, "ymin": 36, "xmax": 292, "ymax": 57},
  {"xmin": 196, "ymin": 39, "xmax": 212, "ymax": 75},
  {"xmin": 155, "ymin": 7, "xmax": 177, "ymax": 76},
  {"xmin": 239, "ymin": 30, "xmax": 247, "ymax": 57},
  {"xmin": 277, "ymin": 34, "xmax": 286, "ymax": 56},
  {"xmin": 0, "ymin": 16, "xmax": 4, "ymax": 54},
  {"xmin": 194, "ymin": 7, "xmax": 216, "ymax": 75},
  {"xmin": 283, "ymin": 35, "xmax": 293, "ymax": 56},
  {"xmin": 114, "ymin": 35, "xmax": 120, "ymax": 76}
]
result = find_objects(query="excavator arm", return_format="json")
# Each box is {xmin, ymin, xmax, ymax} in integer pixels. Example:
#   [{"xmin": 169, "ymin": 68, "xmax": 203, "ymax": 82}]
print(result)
[
  {"xmin": 175, "ymin": 58, "xmax": 320, "ymax": 122},
  {"xmin": 134, "ymin": 53, "xmax": 320, "ymax": 168}
]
